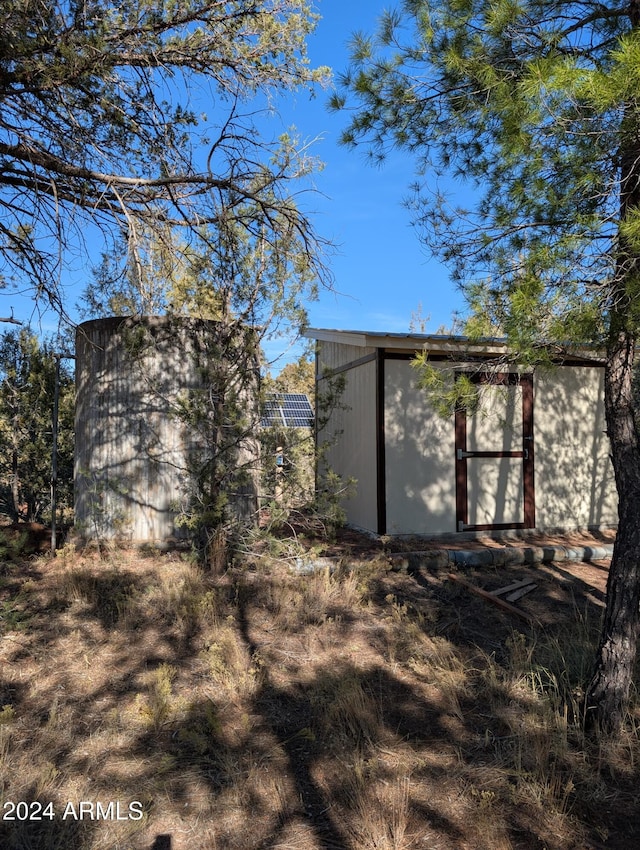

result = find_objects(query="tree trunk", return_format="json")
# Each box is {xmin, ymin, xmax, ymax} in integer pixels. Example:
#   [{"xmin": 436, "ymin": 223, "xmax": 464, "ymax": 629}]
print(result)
[
  {"xmin": 585, "ymin": 1, "xmax": 640, "ymax": 733},
  {"xmin": 10, "ymin": 444, "xmax": 20, "ymax": 523},
  {"xmin": 584, "ymin": 331, "xmax": 640, "ymax": 735}
]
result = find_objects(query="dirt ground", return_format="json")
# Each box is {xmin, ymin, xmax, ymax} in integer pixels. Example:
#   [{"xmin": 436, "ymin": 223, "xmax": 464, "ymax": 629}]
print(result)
[{"xmin": 1, "ymin": 521, "xmax": 638, "ymax": 850}]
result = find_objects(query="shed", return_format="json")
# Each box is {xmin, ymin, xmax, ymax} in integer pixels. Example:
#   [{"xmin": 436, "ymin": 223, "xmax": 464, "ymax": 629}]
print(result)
[{"xmin": 305, "ymin": 329, "xmax": 618, "ymax": 537}]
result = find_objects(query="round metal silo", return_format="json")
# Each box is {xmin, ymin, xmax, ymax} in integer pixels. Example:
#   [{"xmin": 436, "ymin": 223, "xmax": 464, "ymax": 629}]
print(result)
[{"xmin": 75, "ymin": 317, "xmax": 260, "ymax": 545}]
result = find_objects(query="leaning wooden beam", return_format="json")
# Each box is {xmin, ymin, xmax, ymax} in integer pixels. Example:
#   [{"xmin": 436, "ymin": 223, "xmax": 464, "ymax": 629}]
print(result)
[{"xmin": 447, "ymin": 574, "xmax": 535, "ymax": 623}]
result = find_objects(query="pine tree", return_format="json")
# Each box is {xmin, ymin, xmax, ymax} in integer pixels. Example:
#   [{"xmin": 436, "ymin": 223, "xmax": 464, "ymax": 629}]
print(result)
[
  {"xmin": 334, "ymin": 0, "xmax": 640, "ymax": 734},
  {"xmin": 0, "ymin": 0, "xmax": 329, "ymax": 313},
  {"xmin": 0, "ymin": 329, "xmax": 74, "ymax": 522}
]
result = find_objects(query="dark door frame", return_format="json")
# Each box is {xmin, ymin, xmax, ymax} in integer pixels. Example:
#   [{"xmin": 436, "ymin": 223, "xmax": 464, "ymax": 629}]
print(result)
[{"xmin": 454, "ymin": 371, "xmax": 535, "ymax": 532}]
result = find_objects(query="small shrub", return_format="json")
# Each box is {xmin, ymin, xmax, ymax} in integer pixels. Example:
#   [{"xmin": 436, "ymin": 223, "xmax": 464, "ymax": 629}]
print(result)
[
  {"xmin": 176, "ymin": 700, "xmax": 222, "ymax": 758},
  {"xmin": 0, "ymin": 528, "xmax": 31, "ymax": 562},
  {"xmin": 0, "ymin": 704, "xmax": 15, "ymax": 725},
  {"xmin": 202, "ymin": 622, "xmax": 264, "ymax": 700},
  {"xmin": 136, "ymin": 663, "xmax": 178, "ymax": 732},
  {"xmin": 0, "ymin": 596, "xmax": 31, "ymax": 632}
]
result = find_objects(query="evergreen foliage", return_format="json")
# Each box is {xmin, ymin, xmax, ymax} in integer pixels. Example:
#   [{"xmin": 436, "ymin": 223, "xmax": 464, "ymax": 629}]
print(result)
[
  {"xmin": 0, "ymin": 0, "xmax": 330, "ymax": 314},
  {"xmin": 333, "ymin": 0, "xmax": 634, "ymax": 354},
  {"xmin": 0, "ymin": 328, "xmax": 74, "ymax": 522},
  {"xmin": 335, "ymin": 0, "xmax": 640, "ymax": 734},
  {"xmin": 6, "ymin": 0, "xmax": 337, "ymax": 561},
  {"xmin": 80, "ymin": 204, "xmax": 321, "ymax": 561},
  {"xmin": 268, "ymin": 353, "xmax": 315, "ymax": 399},
  {"xmin": 261, "ymin": 355, "xmax": 315, "ymax": 515}
]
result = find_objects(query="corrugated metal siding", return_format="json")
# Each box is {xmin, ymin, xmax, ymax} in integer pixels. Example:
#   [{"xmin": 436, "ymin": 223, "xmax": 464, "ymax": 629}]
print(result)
[
  {"xmin": 317, "ymin": 341, "xmax": 376, "ymax": 372},
  {"xmin": 75, "ymin": 317, "xmax": 259, "ymax": 544},
  {"xmin": 317, "ymin": 344, "xmax": 377, "ymax": 532}
]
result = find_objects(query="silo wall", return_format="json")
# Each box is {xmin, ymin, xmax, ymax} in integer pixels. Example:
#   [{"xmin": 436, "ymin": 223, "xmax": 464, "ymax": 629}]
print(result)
[{"xmin": 75, "ymin": 316, "xmax": 260, "ymax": 545}]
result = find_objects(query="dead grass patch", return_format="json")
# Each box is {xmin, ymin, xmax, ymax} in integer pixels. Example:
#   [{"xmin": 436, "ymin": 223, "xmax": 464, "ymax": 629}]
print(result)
[{"xmin": 0, "ymin": 542, "xmax": 638, "ymax": 850}]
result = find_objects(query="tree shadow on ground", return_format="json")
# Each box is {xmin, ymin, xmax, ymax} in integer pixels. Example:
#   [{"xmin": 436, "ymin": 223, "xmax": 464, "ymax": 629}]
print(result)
[
  {"xmin": 0, "ymin": 547, "xmax": 638, "ymax": 850},
  {"xmin": 0, "ymin": 803, "xmax": 95, "ymax": 850}
]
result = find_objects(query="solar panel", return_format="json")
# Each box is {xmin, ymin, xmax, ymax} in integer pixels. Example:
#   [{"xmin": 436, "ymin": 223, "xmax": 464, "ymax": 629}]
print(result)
[{"xmin": 261, "ymin": 393, "xmax": 314, "ymax": 428}]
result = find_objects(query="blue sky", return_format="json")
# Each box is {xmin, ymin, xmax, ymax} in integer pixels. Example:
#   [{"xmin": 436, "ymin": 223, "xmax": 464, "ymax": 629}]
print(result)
[
  {"xmin": 2, "ymin": 1, "xmax": 466, "ymax": 358},
  {"xmin": 288, "ymin": 0, "xmax": 465, "ymax": 338}
]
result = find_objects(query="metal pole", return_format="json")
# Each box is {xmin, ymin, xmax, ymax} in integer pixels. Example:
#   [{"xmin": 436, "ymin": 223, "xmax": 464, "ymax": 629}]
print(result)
[{"xmin": 50, "ymin": 354, "xmax": 61, "ymax": 556}]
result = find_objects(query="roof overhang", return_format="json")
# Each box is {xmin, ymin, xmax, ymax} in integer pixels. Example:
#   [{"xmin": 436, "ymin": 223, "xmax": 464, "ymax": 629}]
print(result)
[{"xmin": 302, "ymin": 328, "xmax": 605, "ymax": 365}]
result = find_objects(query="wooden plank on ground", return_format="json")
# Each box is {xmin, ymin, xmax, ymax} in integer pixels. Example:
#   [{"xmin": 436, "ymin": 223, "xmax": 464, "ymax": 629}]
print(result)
[
  {"xmin": 491, "ymin": 577, "xmax": 537, "ymax": 597},
  {"xmin": 447, "ymin": 574, "xmax": 534, "ymax": 623},
  {"xmin": 505, "ymin": 584, "xmax": 537, "ymax": 602}
]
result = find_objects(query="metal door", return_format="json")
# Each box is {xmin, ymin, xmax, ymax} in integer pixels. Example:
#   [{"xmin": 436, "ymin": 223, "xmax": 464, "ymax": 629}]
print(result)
[{"xmin": 455, "ymin": 372, "xmax": 534, "ymax": 532}]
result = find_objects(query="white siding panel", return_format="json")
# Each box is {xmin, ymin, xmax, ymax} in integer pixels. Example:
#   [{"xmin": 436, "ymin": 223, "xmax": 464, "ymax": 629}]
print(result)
[
  {"xmin": 466, "ymin": 383, "xmax": 525, "ymax": 526},
  {"xmin": 467, "ymin": 385, "xmax": 523, "ymax": 451},
  {"xmin": 534, "ymin": 365, "xmax": 617, "ymax": 530},
  {"xmin": 467, "ymin": 457, "xmax": 524, "ymax": 526},
  {"xmin": 384, "ymin": 359, "xmax": 456, "ymax": 534}
]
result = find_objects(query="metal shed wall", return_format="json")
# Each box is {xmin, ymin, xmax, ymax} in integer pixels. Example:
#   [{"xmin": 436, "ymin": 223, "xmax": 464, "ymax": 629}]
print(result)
[
  {"xmin": 534, "ymin": 365, "xmax": 617, "ymax": 530},
  {"xmin": 384, "ymin": 358, "xmax": 457, "ymax": 534},
  {"xmin": 311, "ymin": 330, "xmax": 618, "ymax": 537},
  {"xmin": 317, "ymin": 342, "xmax": 378, "ymax": 532},
  {"xmin": 317, "ymin": 340, "xmax": 377, "ymax": 371},
  {"xmin": 383, "ymin": 358, "xmax": 617, "ymax": 534},
  {"xmin": 75, "ymin": 317, "xmax": 259, "ymax": 544}
]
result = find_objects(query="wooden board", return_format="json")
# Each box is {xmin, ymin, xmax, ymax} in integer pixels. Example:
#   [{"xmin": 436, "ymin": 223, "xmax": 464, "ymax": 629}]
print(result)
[
  {"xmin": 448, "ymin": 574, "xmax": 535, "ymax": 623},
  {"xmin": 505, "ymin": 584, "xmax": 537, "ymax": 602},
  {"xmin": 492, "ymin": 577, "xmax": 537, "ymax": 597}
]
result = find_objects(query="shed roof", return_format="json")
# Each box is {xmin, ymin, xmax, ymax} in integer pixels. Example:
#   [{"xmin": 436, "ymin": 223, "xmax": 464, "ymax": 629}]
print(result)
[{"xmin": 303, "ymin": 328, "xmax": 604, "ymax": 364}]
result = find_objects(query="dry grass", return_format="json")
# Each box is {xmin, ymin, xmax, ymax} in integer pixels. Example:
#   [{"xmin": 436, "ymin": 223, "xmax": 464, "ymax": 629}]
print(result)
[{"xmin": 0, "ymin": 540, "xmax": 638, "ymax": 850}]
